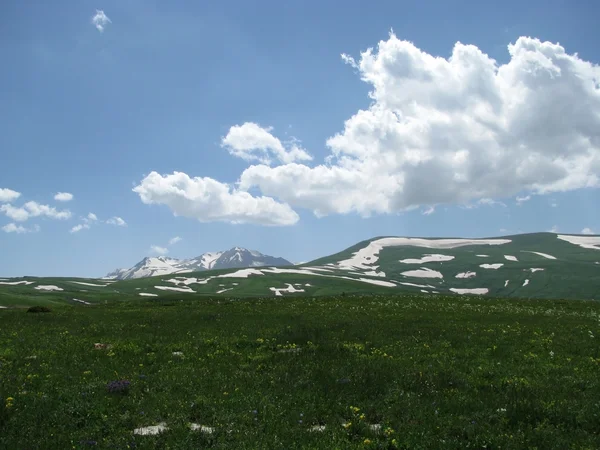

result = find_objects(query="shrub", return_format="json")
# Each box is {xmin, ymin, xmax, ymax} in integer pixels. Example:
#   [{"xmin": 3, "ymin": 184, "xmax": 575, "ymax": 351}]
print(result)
[{"xmin": 27, "ymin": 306, "xmax": 52, "ymax": 313}]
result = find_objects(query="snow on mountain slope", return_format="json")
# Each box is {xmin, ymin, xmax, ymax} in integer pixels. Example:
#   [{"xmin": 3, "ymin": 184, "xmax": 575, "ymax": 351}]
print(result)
[{"xmin": 105, "ymin": 248, "xmax": 292, "ymax": 280}]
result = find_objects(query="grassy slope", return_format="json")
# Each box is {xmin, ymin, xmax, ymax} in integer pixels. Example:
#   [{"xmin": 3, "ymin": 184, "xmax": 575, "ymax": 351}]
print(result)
[
  {"xmin": 1, "ymin": 233, "xmax": 598, "ymax": 306},
  {"xmin": 1, "ymin": 294, "xmax": 599, "ymax": 449},
  {"xmin": 308, "ymin": 233, "xmax": 600, "ymax": 300}
]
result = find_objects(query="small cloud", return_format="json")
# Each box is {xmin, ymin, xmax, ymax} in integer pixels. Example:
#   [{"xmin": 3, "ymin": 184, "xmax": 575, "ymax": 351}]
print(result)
[
  {"xmin": 0, "ymin": 188, "xmax": 21, "ymax": 203},
  {"xmin": 107, "ymin": 216, "xmax": 127, "ymax": 227},
  {"xmin": 0, "ymin": 201, "xmax": 71, "ymax": 222},
  {"xmin": 169, "ymin": 236, "xmax": 182, "ymax": 245},
  {"xmin": 550, "ymin": 200, "xmax": 558, "ymax": 208},
  {"xmin": 70, "ymin": 223, "xmax": 90, "ymax": 233},
  {"xmin": 548, "ymin": 225, "xmax": 559, "ymax": 233},
  {"xmin": 515, "ymin": 195, "xmax": 531, "ymax": 206},
  {"xmin": 87, "ymin": 213, "xmax": 98, "ymax": 222},
  {"xmin": 478, "ymin": 198, "xmax": 507, "ymax": 207},
  {"xmin": 581, "ymin": 227, "xmax": 594, "ymax": 235},
  {"xmin": 92, "ymin": 10, "xmax": 111, "ymax": 32},
  {"xmin": 150, "ymin": 245, "xmax": 169, "ymax": 255},
  {"xmin": 54, "ymin": 192, "xmax": 74, "ymax": 202},
  {"xmin": 2, "ymin": 223, "xmax": 39, "ymax": 234},
  {"xmin": 422, "ymin": 206, "xmax": 435, "ymax": 216}
]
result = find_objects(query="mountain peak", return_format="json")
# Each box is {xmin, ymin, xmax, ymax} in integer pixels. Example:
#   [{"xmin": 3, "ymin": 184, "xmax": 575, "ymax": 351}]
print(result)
[{"xmin": 105, "ymin": 248, "xmax": 292, "ymax": 280}]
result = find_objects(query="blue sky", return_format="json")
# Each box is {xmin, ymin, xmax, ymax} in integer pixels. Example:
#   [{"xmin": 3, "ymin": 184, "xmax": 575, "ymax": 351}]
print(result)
[{"xmin": 1, "ymin": 0, "xmax": 599, "ymax": 277}]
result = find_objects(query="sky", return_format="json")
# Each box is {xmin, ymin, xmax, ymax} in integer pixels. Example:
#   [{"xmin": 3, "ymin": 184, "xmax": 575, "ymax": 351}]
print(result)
[{"xmin": 1, "ymin": 0, "xmax": 599, "ymax": 278}]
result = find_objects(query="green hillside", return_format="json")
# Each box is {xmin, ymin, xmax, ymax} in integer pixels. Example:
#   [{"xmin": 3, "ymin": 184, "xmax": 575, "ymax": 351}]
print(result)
[{"xmin": 1, "ymin": 232, "xmax": 599, "ymax": 307}]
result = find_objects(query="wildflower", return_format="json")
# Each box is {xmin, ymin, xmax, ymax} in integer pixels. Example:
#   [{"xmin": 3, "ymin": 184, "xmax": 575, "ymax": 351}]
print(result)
[
  {"xmin": 384, "ymin": 427, "xmax": 395, "ymax": 436},
  {"xmin": 363, "ymin": 439, "xmax": 372, "ymax": 445},
  {"xmin": 106, "ymin": 380, "xmax": 131, "ymax": 394},
  {"xmin": 350, "ymin": 406, "xmax": 360, "ymax": 413},
  {"xmin": 549, "ymin": 351, "xmax": 554, "ymax": 357},
  {"xmin": 359, "ymin": 413, "xmax": 366, "ymax": 420},
  {"xmin": 83, "ymin": 371, "xmax": 92, "ymax": 376},
  {"xmin": 5, "ymin": 396, "xmax": 15, "ymax": 408},
  {"xmin": 342, "ymin": 422, "xmax": 352, "ymax": 429}
]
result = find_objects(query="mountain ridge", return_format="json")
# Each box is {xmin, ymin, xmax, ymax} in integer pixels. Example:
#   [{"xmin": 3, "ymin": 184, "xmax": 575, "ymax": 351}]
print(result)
[{"xmin": 104, "ymin": 247, "xmax": 293, "ymax": 280}]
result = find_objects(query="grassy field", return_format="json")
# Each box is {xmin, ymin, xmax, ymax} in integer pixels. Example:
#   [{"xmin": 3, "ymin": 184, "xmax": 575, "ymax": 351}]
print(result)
[{"xmin": 1, "ymin": 294, "xmax": 600, "ymax": 449}]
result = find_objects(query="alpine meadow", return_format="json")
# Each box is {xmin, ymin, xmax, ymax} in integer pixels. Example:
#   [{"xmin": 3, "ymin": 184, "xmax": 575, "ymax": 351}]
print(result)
[{"xmin": 1, "ymin": 1, "xmax": 600, "ymax": 449}]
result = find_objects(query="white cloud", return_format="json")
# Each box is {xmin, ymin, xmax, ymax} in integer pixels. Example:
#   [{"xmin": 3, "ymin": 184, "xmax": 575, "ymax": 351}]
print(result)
[
  {"xmin": 54, "ymin": 192, "xmax": 73, "ymax": 202},
  {"xmin": 169, "ymin": 236, "xmax": 182, "ymax": 245},
  {"xmin": 92, "ymin": 10, "xmax": 111, "ymax": 32},
  {"xmin": 133, "ymin": 171, "xmax": 299, "ymax": 226},
  {"xmin": 516, "ymin": 195, "xmax": 531, "ymax": 206},
  {"xmin": 150, "ymin": 245, "xmax": 169, "ymax": 255},
  {"xmin": 581, "ymin": 227, "xmax": 595, "ymax": 235},
  {"xmin": 549, "ymin": 225, "xmax": 559, "ymax": 233},
  {"xmin": 222, "ymin": 123, "xmax": 312, "ymax": 165},
  {"xmin": 2, "ymin": 223, "xmax": 40, "ymax": 234},
  {"xmin": 70, "ymin": 223, "xmax": 90, "ymax": 233},
  {"xmin": 550, "ymin": 201, "xmax": 558, "ymax": 208},
  {"xmin": 422, "ymin": 206, "xmax": 435, "ymax": 215},
  {"xmin": 87, "ymin": 213, "xmax": 98, "ymax": 222},
  {"xmin": 106, "ymin": 216, "xmax": 127, "ymax": 226},
  {"xmin": 0, "ymin": 201, "xmax": 71, "ymax": 222},
  {"xmin": 232, "ymin": 35, "xmax": 600, "ymax": 218},
  {"xmin": 0, "ymin": 188, "xmax": 21, "ymax": 203}
]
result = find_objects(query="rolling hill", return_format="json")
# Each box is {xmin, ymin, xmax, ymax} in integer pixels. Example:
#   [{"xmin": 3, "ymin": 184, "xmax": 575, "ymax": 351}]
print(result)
[{"xmin": 1, "ymin": 232, "xmax": 599, "ymax": 307}]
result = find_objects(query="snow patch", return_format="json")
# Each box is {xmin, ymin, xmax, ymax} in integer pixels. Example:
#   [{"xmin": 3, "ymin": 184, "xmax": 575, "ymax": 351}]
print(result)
[
  {"xmin": 557, "ymin": 234, "xmax": 600, "ymax": 250},
  {"xmin": 216, "ymin": 288, "xmax": 233, "ymax": 294},
  {"xmin": 476, "ymin": 254, "xmax": 489, "ymax": 257},
  {"xmin": 480, "ymin": 263, "xmax": 504, "ymax": 269},
  {"xmin": 399, "ymin": 254, "xmax": 455, "ymax": 264},
  {"xmin": 218, "ymin": 268, "xmax": 264, "ymax": 278},
  {"xmin": 398, "ymin": 282, "xmax": 436, "ymax": 289},
  {"xmin": 139, "ymin": 293, "xmax": 158, "ymax": 297},
  {"xmin": 270, "ymin": 284, "xmax": 306, "ymax": 296},
  {"xmin": 504, "ymin": 255, "xmax": 518, "ymax": 262},
  {"xmin": 154, "ymin": 285, "xmax": 196, "ymax": 293},
  {"xmin": 69, "ymin": 281, "xmax": 108, "ymax": 287},
  {"xmin": 336, "ymin": 237, "xmax": 510, "ymax": 271},
  {"xmin": 35, "ymin": 285, "xmax": 63, "ymax": 291},
  {"xmin": 0, "ymin": 280, "xmax": 35, "ymax": 286},
  {"xmin": 455, "ymin": 271, "xmax": 476, "ymax": 279},
  {"xmin": 450, "ymin": 288, "xmax": 489, "ymax": 295},
  {"xmin": 521, "ymin": 250, "xmax": 557, "ymax": 260},
  {"xmin": 71, "ymin": 298, "xmax": 91, "ymax": 305},
  {"xmin": 525, "ymin": 268, "xmax": 545, "ymax": 273},
  {"xmin": 523, "ymin": 279, "xmax": 530, "ymax": 287},
  {"xmin": 133, "ymin": 423, "xmax": 168, "ymax": 436},
  {"xmin": 358, "ymin": 278, "xmax": 396, "ymax": 287},
  {"xmin": 401, "ymin": 268, "xmax": 443, "ymax": 279},
  {"xmin": 190, "ymin": 423, "xmax": 215, "ymax": 434},
  {"xmin": 504, "ymin": 280, "xmax": 509, "ymax": 287}
]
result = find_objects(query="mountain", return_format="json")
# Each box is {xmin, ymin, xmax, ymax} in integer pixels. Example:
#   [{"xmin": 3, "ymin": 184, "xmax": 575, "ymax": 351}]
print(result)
[
  {"xmin": 2, "ymin": 233, "xmax": 600, "ymax": 308},
  {"xmin": 104, "ymin": 247, "xmax": 293, "ymax": 280}
]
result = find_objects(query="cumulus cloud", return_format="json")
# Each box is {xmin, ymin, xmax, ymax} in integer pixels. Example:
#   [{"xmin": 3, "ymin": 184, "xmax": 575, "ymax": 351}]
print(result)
[
  {"xmin": 237, "ymin": 35, "xmax": 600, "ymax": 218},
  {"xmin": 516, "ymin": 195, "xmax": 531, "ymax": 206},
  {"xmin": 581, "ymin": 227, "xmax": 595, "ymax": 235},
  {"xmin": 169, "ymin": 236, "xmax": 182, "ymax": 245},
  {"xmin": 0, "ymin": 201, "xmax": 71, "ymax": 222},
  {"xmin": 106, "ymin": 216, "xmax": 127, "ymax": 226},
  {"xmin": 2, "ymin": 223, "xmax": 40, "ymax": 234},
  {"xmin": 70, "ymin": 223, "xmax": 90, "ymax": 233},
  {"xmin": 150, "ymin": 245, "xmax": 169, "ymax": 255},
  {"xmin": 92, "ymin": 10, "xmax": 111, "ymax": 32},
  {"xmin": 133, "ymin": 171, "xmax": 299, "ymax": 226},
  {"xmin": 0, "ymin": 188, "xmax": 21, "ymax": 203},
  {"xmin": 86, "ymin": 213, "xmax": 98, "ymax": 222},
  {"xmin": 136, "ymin": 34, "xmax": 600, "ymax": 223},
  {"xmin": 422, "ymin": 206, "xmax": 435, "ymax": 215},
  {"xmin": 54, "ymin": 192, "xmax": 73, "ymax": 202},
  {"xmin": 222, "ymin": 123, "xmax": 312, "ymax": 165}
]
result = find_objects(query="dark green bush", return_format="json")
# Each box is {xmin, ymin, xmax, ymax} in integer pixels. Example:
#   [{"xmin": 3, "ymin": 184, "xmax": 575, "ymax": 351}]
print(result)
[{"xmin": 27, "ymin": 306, "xmax": 52, "ymax": 313}]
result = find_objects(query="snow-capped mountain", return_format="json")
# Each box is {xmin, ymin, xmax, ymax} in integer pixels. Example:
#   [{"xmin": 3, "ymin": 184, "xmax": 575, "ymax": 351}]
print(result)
[{"xmin": 104, "ymin": 247, "xmax": 292, "ymax": 280}]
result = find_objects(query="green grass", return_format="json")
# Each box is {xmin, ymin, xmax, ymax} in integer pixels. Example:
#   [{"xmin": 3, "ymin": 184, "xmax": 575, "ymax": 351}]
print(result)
[{"xmin": 1, "ymin": 294, "xmax": 600, "ymax": 449}]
